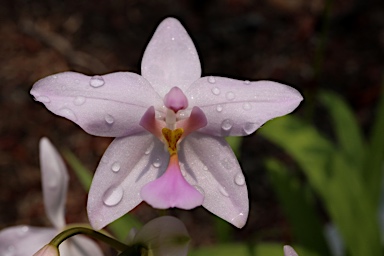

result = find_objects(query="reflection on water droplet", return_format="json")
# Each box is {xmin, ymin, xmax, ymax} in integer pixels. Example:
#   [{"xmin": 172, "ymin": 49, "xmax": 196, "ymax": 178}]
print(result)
[
  {"xmin": 73, "ymin": 96, "xmax": 86, "ymax": 106},
  {"xmin": 243, "ymin": 122, "xmax": 257, "ymax": 135},
  {"xmin": 203, "ymin": 165, "xmax": 208, "ymax": 171},
  {"xmin": 242, "ymin": 102, "xmax": 252, "ymax": 110},
  {"xmin": 17, "ymin": 226, "xmax": 29, "ymax": 237},
  {"xmin": 216, "ymin": 105, "xmax": 223, "ymax": 112},
  {"xmin": 244, "ymin": 80, "xmax": 250, "ymax": 85},
  {"xmin": 103, "ymin": 185, "xmax": 123, "ymax": 206},
  {"xmin": 211, "ymin": 87, "xmax": 220, "ymax": 95},
  {"xmin": 111, "ymin": 162, "xmax": 120, "ymax": 173},
  {"xmin": 226, "ymin": 91, "xmax": 235, "ymax": 101},
  {"xmin": 52, "ymin": 75, "xmax": 58, "ymax": 79},
  {"xmin": 37, "ymin": 96, "xmax": 51, "ymax": 103},
  {"xmin": 4, "ymin": 245, "xmax": 15, "ymax": 256},
  {"xmin": 105, "ymin": 114, "xmax": 114, "ymax": 124},
  {"xmin": 221, "ymin": 119, "xmax": 233, "ymax": 131},
  {"xmin": 59, "ymin": 108, "xmax": 77, "ymax": 121},
  {"xmin": 181, "ymin": 169, "xmax": 186, "ymax": 177},
  {"xmin": 90, "ymin": 75, "xmax": 105, "ymax": 88},
  {"xmin": 153, "ymin": 158, "xmax": 162, "ymax": 168},
  {"xmin": 208, "ymin": 76, "xmax": 216, "ymax": 84},
  {"xmin": 219, "ymin": 186, "xmax": 229, "ymax": 197},
  {"xmin": 235, "ymin": 173, "xmax": 245, "ymax": 185}
]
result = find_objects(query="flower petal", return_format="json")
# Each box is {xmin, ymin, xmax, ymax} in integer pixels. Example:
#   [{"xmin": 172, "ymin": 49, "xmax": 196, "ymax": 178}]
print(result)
[
  {"xmin": 30, "ymin": 71, "xmax": 162, "ymax": 137},
  {"xmin": 87, "ymin": 133, "xmax": 168, "ymax": 230},
  {"xmin": 65, "ymin": 236, "xmax": 103, "ymax": 256},
  {"xmin": 141, "ymin": 17, "xmax": 201, "ymax": 97},
  {"xmin": 39, "ymin": 137, "xmax": 68, "ymax": 229},
  {"xmin": 179, "ymin": 133, "xmax": 249, "ymax": 228},
  {"xmin": 133, "ymin": 216, "xmax": 190, "ymax": 256},
  {"xmin": 0, "ymin": 226, "xmax": 56, "ymax": 256},
  {"xmin": 141, "ymin": 155, "xmax": 204, "ymax": 209},
  {"xmin": 186, "ymin": 77, "xmax": 303, "ymax": 136},
  {"xmin": 283, "ymin": 245, "xmax": 299, "ymax": 256}
]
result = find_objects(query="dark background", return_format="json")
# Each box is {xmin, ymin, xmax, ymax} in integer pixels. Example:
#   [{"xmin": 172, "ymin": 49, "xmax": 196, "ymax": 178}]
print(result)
[{"xmin": 0, "ymin": 0, "xmax": 383, "ymax": 248}]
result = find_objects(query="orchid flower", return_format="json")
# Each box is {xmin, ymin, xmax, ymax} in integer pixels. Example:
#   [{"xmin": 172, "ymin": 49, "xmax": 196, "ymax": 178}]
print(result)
[
  {"xmin": 30, "ymin": 17, "xmax": 303, "ymax": 230},
  {"xmin": 283, "ymin": 245, "xmax": 299, "ymax": 256},
  {"xmin": 0, "ymin": 138, "xmax": 103, "ymax": 256}
]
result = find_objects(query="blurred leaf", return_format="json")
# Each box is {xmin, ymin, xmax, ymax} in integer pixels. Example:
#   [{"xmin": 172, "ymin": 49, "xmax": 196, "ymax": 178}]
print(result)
[
  {"xmin": 319, "ymin": 91, "xmax": 365, "ymax": 168},
  {"xmin": 266, "ymin": 159, "xmax": 329, "ymax": 255},
  {"xmin": 108, "ymin": 214, "xmax": 143, "ymax": 242},
  {"xmin": 213, "ymin": 215, "xmax": 233, "ymax": 243},
  {"xmin": 226, "ymin": 136, "xmax": 242, "ymax": 158},
  {"xmin": 62, "ymin": 149, "xmax": 93, "ymax": 191}
]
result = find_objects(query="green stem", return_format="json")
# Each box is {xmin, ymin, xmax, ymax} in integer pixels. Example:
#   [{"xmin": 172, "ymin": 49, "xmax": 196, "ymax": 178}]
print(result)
[{"xmin": 49, "ymin": 227, "xmax": 129, "ymax": 252}]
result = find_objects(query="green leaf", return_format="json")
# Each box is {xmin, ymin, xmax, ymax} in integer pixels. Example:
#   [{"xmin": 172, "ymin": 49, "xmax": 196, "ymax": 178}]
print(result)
[
  {"xmin": 213, "ymin": 215, "xmax": 233, "ymax": 243},
  {"xmin": 226, "ymin": 136, "xmax": 242, "ymax": 158},
  {"xmin": 62, "ymin": 149, "xmax": 93, "ymax": 191},
  {"xmin": 107, "ymin": 214, "xmax": 143, "ymax": 242}
]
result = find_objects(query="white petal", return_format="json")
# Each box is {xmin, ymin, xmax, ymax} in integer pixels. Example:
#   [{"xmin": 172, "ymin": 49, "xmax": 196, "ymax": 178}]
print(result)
[
  {"xmin": 39, "ymin": 138, "xmax": 68, "ymax": 229},
  {"xmin": 186, "ymin": 77, "xmax": 303, "ymax": 136},
  {"xmin": 179, "ymin": 133, "xmax": 249, "ymax": 228},
  {"xmin": 0, "ymin": 226, "xmax": 56, "ymax": 256},
  {"xmin": 31, "ymin": 72, "xmax": 162, "ymax": 137},
  {"xmin": 141, "ymin": 17, "xmax": 201, "ymax": 97},
  {"xmin": 87, "ymin": 133, "xmax": 168, "ymax": 230}
]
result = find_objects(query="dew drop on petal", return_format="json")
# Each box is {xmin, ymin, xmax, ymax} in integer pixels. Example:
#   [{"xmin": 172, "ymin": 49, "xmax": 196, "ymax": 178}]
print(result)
[
  {"xmin": 111, "ymin": 162, "xmax": 120, "ymax": 173},
  {"xmin": 219, "ymin": 186, "xmax": 229, "ymax": 197},
  {"xmin": 90, "ymin": 75, "xmax": 105, "ymax": 88},
  {"xmin": 17, "ymin": 226, "xmax": 29, "ymax": 237},
  {"xmin": 203, "ymin": 165, "xmax": 208, "ymax": 171},
  {"xmin": 103, "ymin": 185, "xmax": 123, "ymax": 206},
  {"xmin": 216, "ymin": 105, "xmax": 223, "ymax": 112},
  {"xmin": 52, "ymin": 75, "xmax": 58, "ymax": 79},
  {"xmin": 208, "ymin": 76, "xmax": 216, "ymax": 84},
  {"xmin": 105, "ymin": 114, "xmax": 114, "ymax": 124},
  {"xmin": 242, "ymin": 102, "xmax": 252, "ymax": 110},
  {"xmin": 211, "ymin": 87, "xmax": 220, "ymax": 95},
  {"xmin": 181, "ymin": 169, "xmax": 187, "ymax": 177},
  {"xmin": 221, "ymin": 119, "xmax": 233, "ymax": 131},
  {"xmin": 37, "ymin": 96, "xmax": 51, "ymax": 103},
  {"xmin": 221, "ymin": 158, "xmax": 234, "ymax": 170},
  {"xmin": 226, "ymin": 91, "xmax": 235, "ymax": 101},
  {"xmin": 4, "ymin": 245, "xmax": 15, "ymax": 256},
  {"xmin": 243, "ymin": 122, "xmax": 257, "ymax": 135},
  {"xmin": 244, "ymin": 80, "xmax": 250, "ymax": 85},
  {"xmin": 153, "ymin": 158, "xmax": 162, "ymax": 168},
  {"xmin": 73, "ymin": 96, "xmax": 86, "ymax": 106},
  {"xmin": 234, "ymin": 173, "xmax": 245, "ymax": 186},
  {"xmin": 59, "ymin": 108, "xmax": 77, "ymax": 121}
]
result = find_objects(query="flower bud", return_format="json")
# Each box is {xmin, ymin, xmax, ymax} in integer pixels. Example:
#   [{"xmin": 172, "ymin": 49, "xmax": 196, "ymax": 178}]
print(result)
[{"xmin": 33, "ymin": 244, "xmax": 59, "ymax": 256}]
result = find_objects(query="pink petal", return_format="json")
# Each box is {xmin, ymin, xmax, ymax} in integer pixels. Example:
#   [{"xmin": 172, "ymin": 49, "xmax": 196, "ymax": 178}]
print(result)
[
  {"xmin": 141, "ymin": 18, "xmax": 201, "ymax": 97},
  {"xmin": 177, "ymin": 106, "xmax": 207, "ymax": 138},
  {"xmin": 33, "ymin": 245, "xmax": 58, "ymax": 256},
  {"xmin": 133, "ymin": 216, "xmax": 190, "ymax": 256},
  {"xmin": 0, "ymin": 226, "xmax": 56, "ymax": 256},
  {"xmin": 139, "ymin": 106, "xmax": 164, "ymax": 139},
  {"xmin": 30, "ymin": 72, "xmax": 162, "ymax": 137},
  {"xmin": 164, "ymin": 87, "xmax": 188, "ymax": 112},
  {"xmin": 179, "ymin": 133, "xmax": 249, "ymax": 228},
  {"xmin": 140, "ymin": 155, "xmax": 204, "ymax": 209},
  {"xmin": 283, "ymin": 245, "xmax": 299, "ymax": 256},
  {"xmin": 87, "ymin": 133, "xmax": 168, "ymax": 230},
  {"xmin": 39, "ymin": 138, "xmax": 68, "ymax": 229},
  {"xmin": 185, "ymin": 77, "xmax": 303, "ymax": 136}
]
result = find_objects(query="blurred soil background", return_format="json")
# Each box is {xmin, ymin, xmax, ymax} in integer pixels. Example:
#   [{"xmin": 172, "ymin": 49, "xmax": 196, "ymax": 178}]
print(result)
[{"xmin": 0, "ymin": 0, "xmax": 383, "ymax": 251}]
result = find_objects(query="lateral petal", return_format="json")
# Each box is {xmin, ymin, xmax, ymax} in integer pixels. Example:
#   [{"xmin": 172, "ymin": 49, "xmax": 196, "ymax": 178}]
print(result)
[
  {"xmin": 87, "ymin": 133, "xmax": 168, "ymax": 230},
  {"xmin": 141, "ymin": 17, "xmax": 201, "ymax": 97},
  {"xmin": 186, "ymin": 77, "xmax": 303, "ymax": 136},
  {"xmin": 39, "ymin": 137, "xmax": 68, "ymax": 229},
  {"xmin": 179, "ymin": 133, "xmax": 249, "ymax": 228},
  {"xmin": 31, "ymin": 71, "xmax": 162, "ymax": 137}
]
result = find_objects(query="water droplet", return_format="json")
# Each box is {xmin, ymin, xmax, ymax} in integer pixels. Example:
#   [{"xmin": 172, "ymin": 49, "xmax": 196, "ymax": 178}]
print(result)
[
  {"xmin": 73, "ymin": 96, "xmax": 86, "ymax": 106},
  {"xmin": 226, "ymin": 91, "xmax": 235, "ymax": 101},
  {"xmin": 181, "ymin": 169, "xmax": 187, "ymax": 177},
  {"xmin": 111, "ymin": 162, "xmax": 120, "ymax": 173},
  {"xmin": 221, "ymin": 158, "xmax": 234, "ymax": 170},
  {"xmin": 59, "ymin": 108, "xmax": 77, "ymax": 121},
  {"xmin": 242, "ymin": 102, "xmax": 252, "ymax": 110},
  {"xmin": 221, "ymin": 119, "xmax": 233, "ymax": 131},
  {"xmin": 145, "ymin": 149, "xmax": 151, "ymax": 155},
  {"xmin": 17, "ymin": 226, "xmax": 29, "ymax": 237},
  {"xmin": 90, "ymin": 75, "xmax": 105, "ymax": 88},
  {"xmin": 243, "ymin": 122, "xmax": 257, "ymax": 135},
  {"xmin": 153, "ymin": 158, "xmax": 162, "ymax": 168},
  {"xmin": 244, "ymin": 80, "xmax": 250, "ymax": 85},
  {"xmin": 37, "ymin": 96, "xmax": 51, "ymax": 103},
  {"xmin": 208, "ymin": 76, "xmax": 216, "ymax": 84},
  {"xmin": 211, "ymin": 87, "xmax": 220, "ymax": 95},
  {"xmin": 74, "ymin": 79, "xmax": 80, "ymax": 84},
  {"xmin": 103, "ymin": 185, "xmax": 123, "ymax": 206},
  {"xmin": 4, "ymin": 245, "xmax": 15, "ymax": 256},
  {"xmin": 235, "ymin": 173, "xmax": 245, "ymax": 186},
  {"xmin": 105, "ymin": 114, "xmax": 114, "ymax": 124},
  {"xmin": 171, "ymin": 37, "xmax": 175, "ymax": 40},
  {"xmin": 219, "ymin": 186, "xmax": 229, "ymax": 197},
  {"xmin": 203, "ymin": 165, "xmax": 208, "ymax": 171},
  {"xmin": 52, "ymin": 75, "xmax": 58, "ymax": 79}
]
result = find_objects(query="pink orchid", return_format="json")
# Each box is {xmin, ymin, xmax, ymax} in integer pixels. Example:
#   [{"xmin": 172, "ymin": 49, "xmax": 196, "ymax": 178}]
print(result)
[
  {"xmin": 30, "ymin": 18, "xmax": 303, "ymax": 230},
  {"xmin": 0, "ymin": 138, "xmax": 103, "ymax": 256}
]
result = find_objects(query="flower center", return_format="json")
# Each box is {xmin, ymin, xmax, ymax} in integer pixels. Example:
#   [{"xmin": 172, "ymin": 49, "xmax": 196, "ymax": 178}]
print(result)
[{"xmin": 162, "ymin": 127, "xmax": 183, "ymax": 155}]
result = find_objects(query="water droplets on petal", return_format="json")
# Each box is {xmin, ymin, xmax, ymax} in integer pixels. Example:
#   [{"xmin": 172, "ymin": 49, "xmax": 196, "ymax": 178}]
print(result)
[
  {"xmin": 103, "ymin": 185, "xmax": 124, "ymax": 206},
  {"xmin": 105, "ymin": 114, "xmax": 114, "ymax": 124},
  {"xmin": 208, "ymin": 76, "xmax": 216, "ymax": 84},
  {"xmin": 17, "ymin": 226, "xmax": 29, "ymax": 237},
  {"xmin": 59, "ymin": 108, "xmax": 77, "ymax": 121},
  {"xmin": 235, "ymin": 173, "xmax": 245, "ymax": 186},
  {"xmin": 221, "ymin": 158, "xmax": 234, "ymax": 170},
  {"xmin": 221, "ymin": 119, "xmax": 233, "ymax": 131},
  {"xmin": 153, "ymin": 158, "xmax": 162, "ymax": 168},
  {"xmin": 90, "ymin": 75, "xmax": 105, "ymax": 88},
  {"xmin": 219, "ymin": 186, "xmax": 229, "ymax": 197},
  {"xmin": 226, "ymin": 91, "xmax": 235, "ymax": 101},
  {"xmin": 211, "ymin": 87, "xmax": 220, "ymax": 95},
  {"xmin": 243, "ymin": 122, "xmax": 257, "ymax": 135},
  {"xmin": 203, "ymin": 165, "xmax": 208, "ymax": 171},
  {"xmin": 242, "ymin": 102, "xmax": 252, "ymax": 111},
  {"xmin": 216, "ymin": 105, "xmax": 223, "ymax": 112},
  {"xmin": 4, "ymin": 245, "xmax": 15, "ymax": 256},
  {"xmin": 73, "ymin": 96, "xmax": 86, "ymax": 106},
  {"xmin": 244, "ymin": 80, "xmax": 250, "ymax": 85},
  {"xmin": 37, "ymin": 96, "xmax": 51, "ymax": 103},
  {"xmin": 111, "ymin": 162, "xmax": 121, "ymax": 173}
]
